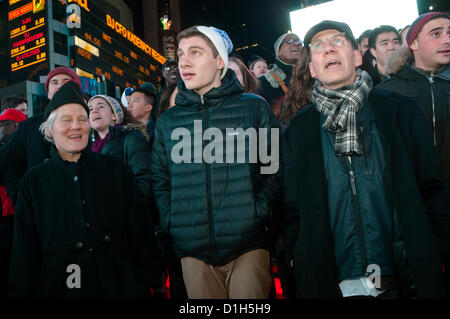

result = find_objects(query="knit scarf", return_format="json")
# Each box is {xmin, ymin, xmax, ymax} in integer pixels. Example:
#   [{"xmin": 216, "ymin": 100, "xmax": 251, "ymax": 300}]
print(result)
[{"xmin": 312, "ymin": 69, "xmax": 373, "ymax": 156}]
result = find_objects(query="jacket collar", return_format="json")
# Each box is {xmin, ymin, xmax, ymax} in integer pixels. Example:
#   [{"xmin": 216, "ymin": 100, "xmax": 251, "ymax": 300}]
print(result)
[
  {"xmin": 274, "ymin": 57, "xmax": 294, "ymax": 74},
  {"xmin": 175, "ymin": 69, "xmax": 243, "ymax": 109},
  {"xmin": 305, "ymin": 88, "xmax": 396, "ymax": 174},
  {"xmin": 436, "ymin": 64, "xmax": 450, "ymax": 81},
  {"xmin": 50, "ymin": 145, "xmax": 91, "ymax": 168}
]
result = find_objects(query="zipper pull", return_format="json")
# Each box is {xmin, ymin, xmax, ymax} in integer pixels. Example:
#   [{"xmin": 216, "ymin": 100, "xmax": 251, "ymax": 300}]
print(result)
[
  {"xmin": 200, "ymin": 95, "xmax": 205, "ymax": 105},
  {"xmin": 349, "ymin": 169, "xmax": 357, "ymax": 196}
]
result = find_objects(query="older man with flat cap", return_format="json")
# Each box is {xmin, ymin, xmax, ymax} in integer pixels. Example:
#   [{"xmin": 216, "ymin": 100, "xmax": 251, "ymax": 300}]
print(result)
[{"xmin": 282, "ymin": 20, "xmax": 450, "ymax": 299}]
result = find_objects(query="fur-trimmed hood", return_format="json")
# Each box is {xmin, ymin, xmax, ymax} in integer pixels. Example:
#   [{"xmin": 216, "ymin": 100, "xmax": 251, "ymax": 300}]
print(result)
[
  {"xmin": 385, "ymin": 46, "xmax": 413, "ymax": 75},
  {"xmin": 122, "ymin": 123, "xmax": 150, "ymax": 142}
]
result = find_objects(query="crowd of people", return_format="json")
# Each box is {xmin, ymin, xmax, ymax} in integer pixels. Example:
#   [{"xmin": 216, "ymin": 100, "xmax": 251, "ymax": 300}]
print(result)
[{"xmin": 0, "ymin": 11, "xmax": 449, "ymax": 299}]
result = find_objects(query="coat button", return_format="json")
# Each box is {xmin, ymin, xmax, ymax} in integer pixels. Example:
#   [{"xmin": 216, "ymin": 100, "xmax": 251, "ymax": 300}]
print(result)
[
  {"xmin": 314, "ymin": 210, "xmax": 320, "ymax": 215},
  {"xmin": 85, "ymin": 222, "xmax": 90, "ymax": 229},
  {"xmin": 76, "ymin": 242, "xmax": 83, "ymax": 249},
  {"xmin": 82, "ymin": 200, "xmax": 86, "ymax": 205},
  {"xmin": 104, "ymin": 235, "xmax": 110, "ymax": 242},
  {"xmin": 73, "ymin": 176, "xmax": 78, "ymax": 182}
]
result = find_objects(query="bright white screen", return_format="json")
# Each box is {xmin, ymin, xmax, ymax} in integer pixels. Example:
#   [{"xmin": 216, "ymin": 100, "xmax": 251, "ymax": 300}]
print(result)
[{"xmin": 290, "ymin": 0, "xmax": 419, "ymax": 41}]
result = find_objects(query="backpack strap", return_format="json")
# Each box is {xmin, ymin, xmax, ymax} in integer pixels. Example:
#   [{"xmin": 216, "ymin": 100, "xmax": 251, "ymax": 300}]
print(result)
[{"xmin": 270, "ymin": 72, "xmax": 289, "ymax": 94}]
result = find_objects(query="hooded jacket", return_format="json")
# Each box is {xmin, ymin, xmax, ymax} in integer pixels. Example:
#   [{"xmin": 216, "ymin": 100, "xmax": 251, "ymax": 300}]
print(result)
[
  {"xmin": 151, "ymin": 70, "xmax": 282, "ymax": 266},
  {"xmin": 377, "ymin": 46, "xmax": 450, "ymax": 184}
]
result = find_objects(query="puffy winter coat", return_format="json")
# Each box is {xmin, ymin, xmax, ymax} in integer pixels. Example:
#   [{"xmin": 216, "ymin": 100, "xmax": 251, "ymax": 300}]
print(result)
[{"xmin": 151, "ymin": 70, "xmax": 282, "ymax": 266}]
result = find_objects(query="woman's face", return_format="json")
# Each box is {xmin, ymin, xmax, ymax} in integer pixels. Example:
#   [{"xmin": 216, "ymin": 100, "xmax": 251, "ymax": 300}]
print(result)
[
  {"xmin": 88, "ymin": 97, "xmax": 116, "ymax": 132},
  {"xmin": 229, "ymin": 61, "xmax": 244, "ymax": 87},
  {"xmin": 252, "ymin": 60, "xmax": 268, "ymax": 77},
  {"xmin": 49, "ymin": 103, "xmax": 90, "ymax": 162}
]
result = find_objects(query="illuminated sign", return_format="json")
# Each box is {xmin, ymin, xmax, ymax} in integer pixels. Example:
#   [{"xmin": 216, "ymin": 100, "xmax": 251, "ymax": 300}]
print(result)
[
  {"xmin": 72, "ymin": 17, "xmax": 159, "ymax": 83},
  {"xmin": 68, "ymin": 1, "xmax": 164, "ymax": 87},
  {"xmin": 104, "ymin": 14, "xmax": 166, "ymax": 65},
  {"xmin": 68, "ymin": 0, "xmax": 90, "ymax": 12},
  {"xmin": 8, "ymin": 0, "xmax": 48, "ymax": 77}
]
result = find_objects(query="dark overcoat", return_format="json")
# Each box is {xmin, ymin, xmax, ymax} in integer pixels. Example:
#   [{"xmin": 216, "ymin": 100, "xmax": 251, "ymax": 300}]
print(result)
[
  {"xmin": 8, "ymin": 147, "xmax": 160, "ymax": 298},
  {"xmin": 282, "ymin": 88, "xmax": 450, "ymax": 298}
]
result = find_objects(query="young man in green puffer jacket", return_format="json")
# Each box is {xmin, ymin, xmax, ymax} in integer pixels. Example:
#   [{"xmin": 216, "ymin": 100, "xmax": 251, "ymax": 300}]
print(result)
[{"xmin": 151, "ymin": 25, "xmax": 282, "ymax": 299}]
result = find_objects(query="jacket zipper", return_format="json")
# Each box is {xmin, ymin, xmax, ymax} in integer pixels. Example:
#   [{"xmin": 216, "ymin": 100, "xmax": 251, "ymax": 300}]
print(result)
[
  {"xmin": 203, "ymin": 96, "xmax": 216, "ymax": 264},
  {"xmin": 428, "ymin": 77, "xmax": 437, "ymax": 146},
  {"xmin": 347, "ymin": 156, "xmax": 369, "ymax": 272}
]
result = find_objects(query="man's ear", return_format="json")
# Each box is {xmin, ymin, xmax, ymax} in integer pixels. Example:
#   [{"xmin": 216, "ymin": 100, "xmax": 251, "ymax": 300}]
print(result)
[
  {"xmin": 45, "ymin": 126, "xmax": 53, "ymax": 139},
  {"xmin": 409, "ymin": 39, "xmax": 418, "ymax": 52},
  {"xmin": 354, "ymin": 49, "xmax": 362, "ymax": 67},
  {"xmin": 217, "ymin": 56, "xmax": 225, "ymax": 71},
  {"xmin": 309, "ymin": 61, "xmax": 317, "ymax": 78},
  {"xmin": 370, "ymin": 47, "xmax": 377, "ymax": 60}
]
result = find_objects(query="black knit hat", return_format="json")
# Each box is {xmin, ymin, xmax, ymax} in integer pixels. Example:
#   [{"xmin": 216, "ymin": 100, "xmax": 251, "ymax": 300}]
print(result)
[
  {"xmin": 304, "ymin": 20, "xmax": 357, "ymax": 52},
  {"xmin": 44, "ymin": 80, "xmax": 89, "ymax": 120}
]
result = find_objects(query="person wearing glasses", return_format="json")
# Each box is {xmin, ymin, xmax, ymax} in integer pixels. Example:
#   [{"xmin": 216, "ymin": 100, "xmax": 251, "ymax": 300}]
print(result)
[
  {"xmin": 162, "ymin": 59, "xmax": 180, "ymax": 88},
  {"xmin": 281, "ymin": 20, "xmax": 449, "ymax": 299},
  {"xmin": 257, "ymin": 32, "xmax": 303, "ymax": 118},
  {"xmin": 128, "ymin": 87, "xmax": 157, "ymax": 143}
]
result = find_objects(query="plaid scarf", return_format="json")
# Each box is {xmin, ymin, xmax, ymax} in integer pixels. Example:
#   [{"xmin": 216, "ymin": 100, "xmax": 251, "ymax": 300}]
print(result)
[{"xmin": 312, "ymin": 69, "xmax": 373, "ymax": 155}]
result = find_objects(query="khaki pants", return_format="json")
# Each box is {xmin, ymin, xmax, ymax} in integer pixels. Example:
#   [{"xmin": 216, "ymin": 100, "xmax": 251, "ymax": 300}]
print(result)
[{"xmin": 181, "ymin": 249, "xmax": 272, "ymax": 299}]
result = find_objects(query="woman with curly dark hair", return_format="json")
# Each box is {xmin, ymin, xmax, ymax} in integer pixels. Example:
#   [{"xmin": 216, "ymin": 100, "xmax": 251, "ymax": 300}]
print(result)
[
  {"xmin": 279, "ymin": 48, "xmax": 314, "ymax": 129},
  {"xmin": 228, "ymin": 57, "xmax": 260, "ymax": 94}
]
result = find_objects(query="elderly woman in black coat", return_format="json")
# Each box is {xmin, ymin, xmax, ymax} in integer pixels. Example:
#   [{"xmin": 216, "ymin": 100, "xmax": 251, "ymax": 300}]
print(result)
[{"xmin": 8, "ymin": 81, "xmax": 160, "ymax": 298}]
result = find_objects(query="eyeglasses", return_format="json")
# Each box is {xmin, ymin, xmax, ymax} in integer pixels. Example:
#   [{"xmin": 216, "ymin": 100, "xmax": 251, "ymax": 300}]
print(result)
[
  {"xmin": 309, "ymin": 32, "xmax": 348, "ymax": 53},
  {"xmin": 163, "ymin": 66, "xmax": 178, "ymax": 72},
  {"xmin": 283, "ymin": 38, "xmax": 302, "ymax": 46}
]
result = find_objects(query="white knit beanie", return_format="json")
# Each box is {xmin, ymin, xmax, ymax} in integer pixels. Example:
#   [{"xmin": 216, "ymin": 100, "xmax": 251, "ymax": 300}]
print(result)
[
  {"xmin": 196, "ymin": 26, "xmax": 233, "ymax": 79},
  {"xmin": 274, "ymin": 33, "xmax": 303, "ymax": 59}
]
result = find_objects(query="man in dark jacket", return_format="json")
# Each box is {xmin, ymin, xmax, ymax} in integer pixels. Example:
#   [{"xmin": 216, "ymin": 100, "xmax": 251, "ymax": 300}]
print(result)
[
  {"xmin": 128, "ymin": 87, "xmax": 157, "ymax": 143},
  {"xmin": 151, "ymin": 25, "xmax": 281, "ymax": 298},
  {"xmin": 257, "ymin": 32, "xmax": 303, "ymax": 118},
  {"xmin": 8, "ymin": 81, "xmax": 160, "ymax": 298},
  {"xmin": 377, "ymin": 12, "xmax": 450, "ymax": 184},
  {"xmin": 367, "ymin": 25, "xmax": 401, "ymax": 85},
  {"xmin": 282, "ymin": 20, "xmax": 449, "ymax": 299},
  {"xmin": 0, "ymin": 67, "xmax": 81, "ymax": 203},
  {"xmin": 377, "ymin": 11, "xmax": 450, "ymax": 294}
]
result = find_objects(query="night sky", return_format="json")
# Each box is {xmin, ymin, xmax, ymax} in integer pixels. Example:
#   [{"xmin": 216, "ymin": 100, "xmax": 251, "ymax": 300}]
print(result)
[
  {"xmin": 124, "ymin": 0, "xmax": 450, "ymax": 66},
  {"xmin": 178, "ymin": 0, "xmax": 302, "ymax": 65}
]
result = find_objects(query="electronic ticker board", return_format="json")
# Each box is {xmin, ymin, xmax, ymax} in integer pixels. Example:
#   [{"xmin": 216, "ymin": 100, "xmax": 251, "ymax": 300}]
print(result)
[{"xmin": 8, "ymin": 0, "xmax": 49, "ymax": 82}]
